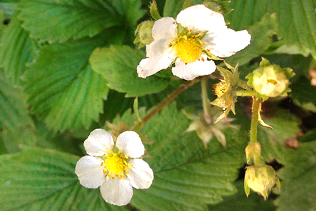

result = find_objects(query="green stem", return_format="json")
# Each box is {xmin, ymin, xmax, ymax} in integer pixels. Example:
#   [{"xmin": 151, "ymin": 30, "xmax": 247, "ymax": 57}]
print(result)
[
  {"xmin": 235, "ymin": 90, "xmax": 257, "ymax": 97},
  {"xmin": 250, "ymin": 97, "xmax": 261, "ymax": 144},
  {"xmin": 201, "ymin": 76, "xmax": 212, "ymax": 124},
  {"xmin": 250, "ymin": 97, "xmax": 262, "ymax": 166},
  {"xmin": 142, "ymin": 78, "xmax": 200, "ymax": 124}
]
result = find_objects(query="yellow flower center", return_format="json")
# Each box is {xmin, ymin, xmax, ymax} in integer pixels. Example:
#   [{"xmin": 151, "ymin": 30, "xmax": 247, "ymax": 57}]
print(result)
[
  {"xmin": 213, "ymin": 81, "xmax": 229, "ymax": 97},
  {"xmin": 101, "ymin": 150, "xmax": 131, "ymax": 180},
  {"xmin": 175, "ymin": 38, "xmax": 202, "ymax": 64}
]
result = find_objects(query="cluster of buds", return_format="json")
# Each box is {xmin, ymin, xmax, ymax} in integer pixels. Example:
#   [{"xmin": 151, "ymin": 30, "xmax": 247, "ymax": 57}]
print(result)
[{"xmin": 244, "ymin": 142, "xmax": 280, "ymax": 199}]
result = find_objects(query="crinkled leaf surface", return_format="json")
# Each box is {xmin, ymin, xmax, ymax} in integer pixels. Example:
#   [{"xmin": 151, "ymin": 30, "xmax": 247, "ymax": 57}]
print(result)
[
  {"xmin": 226, "ymin": 0, "xmax": 316, "ymax": 59},
  {"xmin": 24, "ymin": 33, "xmax": 115, "ymax": 131},
  {"xmin": 208, "ymin": 181, "xmax": 275, "ymax": 211},
  {"xmin": 90, "ymin": 45, "xmax": 170, "ymax": 97},
  {"xmin": 258, "ymin": 106, "xmax": 300, "ymax": 165},
  {"xmin": 110, "ymin": 0, "xmax": 146, "ymax": 28},
  {"xmin": 0, "ymin": 147, "xmax": 127, "ymax": 211},
  {"xmin": 274, "ymin": 140, "xmax": 316, "ymax": 211},
  {"xmin": 0, "ymin": 71, "xmax": 36, "ymax": 152},
  {"xmin": 17, "ymin": 0, "xmax": 122, "ymax": 43},
  {"xmin": 112, "ymin": 104, "xmax": 246, "ymax": 210},
  {"xmin": 0, "ymin": 16, "xmax": 39, "ymax": 85},
  {"xmin": 291, "ymin": 76, "xmax": 316, "ymax": 113}
]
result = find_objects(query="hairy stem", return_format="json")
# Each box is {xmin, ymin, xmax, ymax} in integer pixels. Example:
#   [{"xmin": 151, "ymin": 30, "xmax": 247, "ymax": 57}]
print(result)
[
  {"xmin": 235, "ymin": 90, "xmax": 257, "ymax": 97},
  {"xmin": 250, "ymin": 97, "xmax": 262, "ymax": 165},
  {"xmin": 142, "ymin": 77, "xmax": 200, "ymax": 124},
  {"xmin": 201, "ymin": 76, "xmax": 212, "ymax": 124},
  {"xmin": 250, "ymin": 97, "xmax": 261, "ymax": 144}
]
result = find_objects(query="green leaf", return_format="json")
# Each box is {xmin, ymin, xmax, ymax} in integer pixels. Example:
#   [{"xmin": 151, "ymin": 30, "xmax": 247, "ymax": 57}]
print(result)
[
  {"xmin": 45, "ymin": 66, "xmax": 109, "ymax": 131},
  {"xmin": 17, "ymin": 0, "xmax": 122, "ymax": 43},
  {"xmin": 0, "ymin": 16, "xmax": 39, "ymax": 85},
  {"xmin": 208, "ymin": 181, "xmax": 275, "ymax": 211},
  {"xmin": 113, "ymin": 104, "xmax": 246, "ymax": 210},
  {"xmin": 226, "ymin": 0, "xmax": 316, "ymax": 59},
  {"xmin": 272, "ymin": 0, "xmax": 316, "ymax": 59},
  {"xmin": 274, "ymin": 141, "xmax": 316, "ymax": 211},
  {"xmin": 25, "ymin": 34, "xmax": 114, "ymax": 131},
  {"xmin": 0, "ymin": 147, "xmax": 127, "ymax": 211},
  {"xmin": 0, "ymin": 70, "xmax": 37, "ymax": 152},
  {"xmin": 163, "ymin": 0, "xmax": 184, "ymax": 17},
  {"xmin": 225, "ymin": 0, "xmax": 271, "ymax": 31},
  {"xmin": 0, "ymin": 2, "xmax": 17, "ymax": 19},
  {"xmin": 225, "ymin": 13, "xmax": 277, "ymax": 66},
  {"xmin": 258, "ymin": 105, "xmax": 300, "ymax": 165},
  {"xmin": 90, "ymin": 45, "xmax": 170, "ymax": 97},
  {"xmin": 291, "ymin": 76, "xmax": 316, "ymax": 113},
  {"xmin": 110, "ymin": 0, "xmax": 146, "ymax": 27}
]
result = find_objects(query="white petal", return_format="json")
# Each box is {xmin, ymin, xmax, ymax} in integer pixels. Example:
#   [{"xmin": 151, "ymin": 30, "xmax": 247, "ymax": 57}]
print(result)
[
  {"xmin": 100, "ymin": 177, "xmax": 133, "ymax": 206},
  {"xmin": 137, "ymin": 17, "xmax": 177, "ymax": 79},
  {"xmin": 75, "ymin": 156, "xmax": 105, "ymax": 189},
  {"xmin": 116, "ymin": 131, "xmax": 145, "ymax": 158},
  {"xmin": 127, "ymin": 159, "xmax": 154, "ymax": 189},
  {"xmin": 151, "ymin": 17, "xmax": 177, "ymax": 41},
  {"xmin": 84, "ymin": 129, "xmax": 114, "ymax": 156},
  {"xmin": 137, "ymin": 50, "xmax": 174, "ymax": 78},
  {"xmin": 208, "ymin": 29, "xmax": 251, "ymax": 57},
  {"xmin": 176, "ymin": 4, "xmax": 226, "ymax": 33},
  {"xmin": 172, "ymin": 56, "xmax": 216, "ymax": 80}
]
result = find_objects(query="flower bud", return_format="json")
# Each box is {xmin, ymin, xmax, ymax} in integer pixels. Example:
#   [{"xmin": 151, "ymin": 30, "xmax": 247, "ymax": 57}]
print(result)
[
  {"xmin": 134, "ymin": 20, "xmax": 154, "ymax": 48},
  {"xmin": 247, "ymin": 58, "xmax": 294, "ymax": 98},
  {"xmin": 245, "ymin": 142, "xmax": 261, "ymax": 164},
  {"xmin": 244, "ymin": 165, "xmax": 280, "ymax": 200}
]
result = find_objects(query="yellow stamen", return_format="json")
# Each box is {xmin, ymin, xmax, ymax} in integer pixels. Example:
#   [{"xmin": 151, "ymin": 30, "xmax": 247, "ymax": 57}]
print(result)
[
  {"xmin": 101, "ymin": 150, "xmax": 130, "ymax": 180},
  {"xmin": 175, "ymin": 38, "xmax": 202, "ymax": 64}
]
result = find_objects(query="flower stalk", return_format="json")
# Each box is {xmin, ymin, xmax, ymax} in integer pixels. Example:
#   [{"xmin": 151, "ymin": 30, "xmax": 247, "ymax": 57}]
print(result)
[
  {"xmin": 235, "ymin": 90, "xmax": 256, "ymax": 97},
  {"xmin": 142, "ymin": 77, "xmax": 201, "ymax": 124},
  {"xmin": 201, "ymin": 76, "xmax": 212, "ymax": 124},
  {"xmin": 250, "ymin": 97, "xmax": 261, "ymax": 145}
]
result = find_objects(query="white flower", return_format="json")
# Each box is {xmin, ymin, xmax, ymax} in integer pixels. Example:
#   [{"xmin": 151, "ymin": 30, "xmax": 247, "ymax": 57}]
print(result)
[
  {"xmin": 75, "ymin": 129, "xmax": 154, "ymax": 206},
  {"xmin": 137, "ymin": 4, "xmax": 251, "ymax": 80}
]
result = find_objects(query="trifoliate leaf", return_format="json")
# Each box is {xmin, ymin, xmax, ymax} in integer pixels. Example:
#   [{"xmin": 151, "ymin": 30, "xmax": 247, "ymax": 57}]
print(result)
[
  {"xmin": 25, "ymin": 33, "xmax": 115, "ymax": 131},
  {"xmin": 0, "ymin": 147, "xmax": 127, "ymax": 211},
  {"xmin": 0, "ymin": 16, "xmax": 39, "ymax": 85},
  {"xmin": 90, "ymin": 45, "xmax": 170, "ymax": 97},
  {"xmin": 274, "ymin": 141, "xmax": 316, "ymax": 211},
  {"xmin": 17, "ymin": 0, "xmax": 121, "ymax": 43}
]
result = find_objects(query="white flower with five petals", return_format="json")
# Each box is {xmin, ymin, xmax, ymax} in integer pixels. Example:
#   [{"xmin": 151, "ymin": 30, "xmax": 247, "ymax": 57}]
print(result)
[
  {"xmin": 75, "ymin": 129, "xmax": 154, "ymax": 206},
  {"xmin": 137, "ymin": 4, "xmax": 251, "ymax": 80}
]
